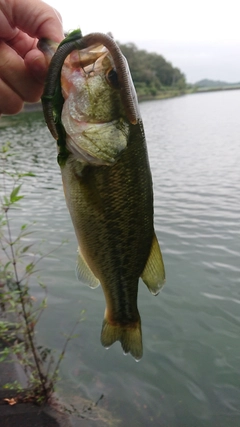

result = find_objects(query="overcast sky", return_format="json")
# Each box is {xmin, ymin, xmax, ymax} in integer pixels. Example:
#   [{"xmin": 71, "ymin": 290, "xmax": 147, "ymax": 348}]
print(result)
[{"xmin": 45, "ymin": 0, "xmax": 240, "ymax": 83}]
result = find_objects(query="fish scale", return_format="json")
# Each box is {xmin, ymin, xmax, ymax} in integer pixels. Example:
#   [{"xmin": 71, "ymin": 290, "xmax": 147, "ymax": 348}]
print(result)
[{"xmin": 61, "ymin": 123, "xmax": 154, "ymax": 353}]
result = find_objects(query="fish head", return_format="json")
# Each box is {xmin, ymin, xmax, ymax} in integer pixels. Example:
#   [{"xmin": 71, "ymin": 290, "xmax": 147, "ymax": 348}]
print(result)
[
  {"xmin": 62, "ymin": 44, "xmax": 126, "ymax": 122},
  {"xmin": 60, "ymin": 41, "xmax": 135, "ymax": 165},
  {"xmin": 39, "ymin": 31, "xmax": 140, "ymax": 165}
]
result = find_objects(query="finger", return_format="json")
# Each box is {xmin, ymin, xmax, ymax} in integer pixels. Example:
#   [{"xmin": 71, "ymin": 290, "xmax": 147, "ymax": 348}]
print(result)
[
  {"xmin": 0, "ymin": 79, "xmax": 23, "ymax": 115},
  {"xmin": 6, "ymin": 29, "xmax": 38, "ymax": 59},
  {"xmin": 24, "ymin": 49, "xmax": 49, "ymax": 84},
  {"xmin": 0, "ymin": 8, "xmax": 57, "ymax": 60},
  {"xmin": 0, "ymin": 9, "xmax": 40, "ymax": 60},
  {"xmin": 0, "ymin": 41, "xmax": 43, "ymax": 103},
  {"xmin": 0, "ymin": 9, "xmax": 18, "ymax": 39},
  {"xmin": 1, "ymin": 0, "xmax": 64, "ymax": 42}
]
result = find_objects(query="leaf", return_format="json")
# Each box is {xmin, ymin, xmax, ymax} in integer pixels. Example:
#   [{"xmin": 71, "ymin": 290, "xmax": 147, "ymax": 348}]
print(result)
[
  {"xmin": 3, "ymin": 195, "xmax": 9, "ymax": 206},
  {"xmin": 21, "ymin": 245, "xmax": 33, "ymax": 254},
  {"xmin": 13, "ymin": 195, "xmax": 24, "ymax": 202},
  {"xmin": 18, "ymin": 172, "xmax": 36, "ymax": 178},
  {"xmin": 9, "ymin": 185, "xmax": 24, "ymax": 204},
  {"xmin": 1, "ymin": 144, "xmax": 9, "ymax": 154},
  {"xmin": 0, "ymin": 347, "xmax": 10, "ymax": 362},
  {"xmin": 10, "ymin": 185, "xmax": 22, "ymax": 202},
  {"xmin": 3, "ymin": 381, "xmax": 23, "ymax": 392},
  {"xmin": 18, "ymin": 231, "xmax": 33, "ymax": 238},
  {"xmin": 25, "ymin": 263, "xmax": 34, "ymax": 273},
  {"xmin": 4, "ymin": 398, "xmax": 17, "ymax": 405},
  {"xmin": 39, "ymin": 297, "xmax": 47, "ymax": 309},
  {"xmin": 3, "ymin": 261, "xmax": 12, "ymax": 271}
]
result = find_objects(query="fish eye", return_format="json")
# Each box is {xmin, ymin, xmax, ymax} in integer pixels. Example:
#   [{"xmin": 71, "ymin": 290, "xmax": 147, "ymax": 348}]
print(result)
[{"xmin": 106, "ymin": 68, "xmax": 119, "ymax": 89}]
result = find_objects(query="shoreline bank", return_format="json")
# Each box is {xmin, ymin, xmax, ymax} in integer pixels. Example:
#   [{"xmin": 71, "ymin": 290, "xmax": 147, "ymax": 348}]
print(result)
[{"xmin": 21, "ymin": 85, "xmax": 240, "ymax": 113}]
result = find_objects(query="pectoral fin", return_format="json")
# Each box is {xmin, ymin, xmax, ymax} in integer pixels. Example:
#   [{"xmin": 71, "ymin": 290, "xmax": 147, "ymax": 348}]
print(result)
[
  {"xmin": 76, "ymin": 248, "xmax": 100, "ymax": 289},
  {"xmin": 141, "ymin": 233, "xmax": 165, "ymax": 295}
]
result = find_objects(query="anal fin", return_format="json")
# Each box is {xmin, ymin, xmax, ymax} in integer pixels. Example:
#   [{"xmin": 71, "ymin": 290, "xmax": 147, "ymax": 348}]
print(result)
[
  {"xmin": 76, "ymin": 248, "xmax": 100, "ymax": 289},
  {"xmin": 141, "ymin": 233, "xmax": 165, "ymax": 295}
]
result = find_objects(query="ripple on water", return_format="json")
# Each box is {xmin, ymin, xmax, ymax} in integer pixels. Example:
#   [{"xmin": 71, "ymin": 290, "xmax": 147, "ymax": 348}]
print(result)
[{"xmin": 1, "ymin": 94, "xmax": 240, "ymax": 426}]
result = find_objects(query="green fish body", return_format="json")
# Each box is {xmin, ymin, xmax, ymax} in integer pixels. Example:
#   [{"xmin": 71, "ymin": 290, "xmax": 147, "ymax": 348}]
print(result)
[{"xmin": 40, "ymin": 31, "xmax": 165, "ymax": 360}]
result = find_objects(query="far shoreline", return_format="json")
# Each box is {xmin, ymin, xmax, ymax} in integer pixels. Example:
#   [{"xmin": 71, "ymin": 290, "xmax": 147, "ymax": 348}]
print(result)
[{"xmin": 8, "ymin": 85, "xmax": 240, "ymax": 115}]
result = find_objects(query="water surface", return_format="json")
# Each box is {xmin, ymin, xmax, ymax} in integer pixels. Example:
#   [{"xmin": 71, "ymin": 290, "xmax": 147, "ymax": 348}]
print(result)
[{"xmin": 1, "ymin": 90, "xmax": 240, "ymax": 426}]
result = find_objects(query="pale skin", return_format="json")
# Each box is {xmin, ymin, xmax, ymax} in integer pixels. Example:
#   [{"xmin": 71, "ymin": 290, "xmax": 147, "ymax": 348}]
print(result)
[{"xmin": 0, "ymin": 0, "xmax": 64, "ymax": 115}]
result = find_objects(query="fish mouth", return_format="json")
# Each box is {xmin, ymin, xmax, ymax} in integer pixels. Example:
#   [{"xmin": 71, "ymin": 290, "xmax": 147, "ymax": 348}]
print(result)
[
  {"xmin": 61, "ymin": 42, "xmax": 115, "ymax": 101},
  {"xmin": 66, "ymin": 43, "xmax": 108, "ymax": 74},
  {"xmin": 41, "ymin": 31, "xmax": 140, "ymax": 141}
]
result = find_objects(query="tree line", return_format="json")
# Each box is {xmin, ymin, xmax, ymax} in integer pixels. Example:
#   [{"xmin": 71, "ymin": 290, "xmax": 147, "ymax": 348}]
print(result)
[{"xmin": 118, "ymin": 42, "xmax": 186, "ymax": 98}]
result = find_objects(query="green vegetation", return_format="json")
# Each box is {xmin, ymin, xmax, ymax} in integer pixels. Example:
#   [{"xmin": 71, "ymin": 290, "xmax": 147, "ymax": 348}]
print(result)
[
  {"xmin": 118, "ymin": 42, "xmax": 187, "ymax": 99},
  {"xmin": 193, "ymin": 79, "xmax": 240, "ymax": 93},
  {"xmin": 0, "ymin": 141, "xmax": 124, "ymax": 423},
  {"xmin": 0, "ymin": 143, "xmax": 81, "ymax": 405}
]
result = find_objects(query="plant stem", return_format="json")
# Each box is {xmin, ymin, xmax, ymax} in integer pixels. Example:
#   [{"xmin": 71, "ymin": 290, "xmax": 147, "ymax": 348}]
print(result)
[
  {"xmin": 4, "ymin": 208, "xmax": 49, "ymax": 398},
  {"xmin": 51, "ymin": 319, "xmax": 80, "ymax": 384}
]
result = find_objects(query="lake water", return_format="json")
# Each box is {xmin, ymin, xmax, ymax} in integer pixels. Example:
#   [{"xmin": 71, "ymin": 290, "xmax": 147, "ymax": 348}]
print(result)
[{"xmin": 1, "ymin": 90, "xmax": 240, "ymax": 426}]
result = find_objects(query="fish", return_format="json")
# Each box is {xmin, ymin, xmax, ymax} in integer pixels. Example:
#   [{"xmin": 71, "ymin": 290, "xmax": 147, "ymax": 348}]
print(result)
[{"xmin": 39, "ymin": 30, "xmax": 165, "ymax": 360}]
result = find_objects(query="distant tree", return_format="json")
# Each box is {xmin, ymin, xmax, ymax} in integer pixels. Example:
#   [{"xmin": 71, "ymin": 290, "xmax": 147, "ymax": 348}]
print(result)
[{"xmin": 118, "ymin": 42, "xmax": 186, "ymax": 96}]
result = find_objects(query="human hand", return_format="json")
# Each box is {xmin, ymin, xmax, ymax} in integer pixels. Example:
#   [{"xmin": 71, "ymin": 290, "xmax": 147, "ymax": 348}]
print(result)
[{"xmin": 0, "ymin": 0, "xmax": 64, "ymax": 115}]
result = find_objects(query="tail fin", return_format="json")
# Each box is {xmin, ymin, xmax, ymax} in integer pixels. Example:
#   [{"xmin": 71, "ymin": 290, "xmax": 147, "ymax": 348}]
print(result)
[{"xmin": 101, "ymin": 318, "xmax": 143, "ymax": 361}]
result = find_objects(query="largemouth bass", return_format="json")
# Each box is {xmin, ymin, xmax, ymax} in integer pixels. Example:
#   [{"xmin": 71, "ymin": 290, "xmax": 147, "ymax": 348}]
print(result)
[{"xmin": 39, "ymin": 30, "xmax": 165, "ymax": 360}]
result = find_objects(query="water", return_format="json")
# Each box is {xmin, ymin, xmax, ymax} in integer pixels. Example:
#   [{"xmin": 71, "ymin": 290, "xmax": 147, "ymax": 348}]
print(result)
[{"xmin": 1, "ymin": 90, "xmax": 240, "ymax": 426}]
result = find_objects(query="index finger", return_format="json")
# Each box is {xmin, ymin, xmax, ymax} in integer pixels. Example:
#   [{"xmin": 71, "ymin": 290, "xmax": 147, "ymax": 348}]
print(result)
[{"xmin": 0, "ymin": 10, "xmax": 38, "ymax": 57}]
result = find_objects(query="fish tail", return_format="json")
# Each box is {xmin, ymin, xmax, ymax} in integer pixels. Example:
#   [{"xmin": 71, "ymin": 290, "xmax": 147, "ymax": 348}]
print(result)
[{"xmin": 101, "ymin": 316, "xmax": 143, "ymax": 361}]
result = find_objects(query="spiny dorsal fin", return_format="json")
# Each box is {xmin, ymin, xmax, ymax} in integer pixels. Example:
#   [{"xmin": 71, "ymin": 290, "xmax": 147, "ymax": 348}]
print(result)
[
  {"xmin": 141, "ymin": 233, "xmax": 165, "ymax": 295},
  {"xmin": 76, "ymin": 248, "xmax": 100, "ymax": 289}
]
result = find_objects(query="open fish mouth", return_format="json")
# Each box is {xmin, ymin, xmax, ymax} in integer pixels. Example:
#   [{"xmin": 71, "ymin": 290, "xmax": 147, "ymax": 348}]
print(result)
[
  {"xmin": 41, "ymin": 31, "xmax": 140, "ymax": 143},
  {"xmin": 65, "ymin": 43, "xmax": 108, "ymax": 74}
]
